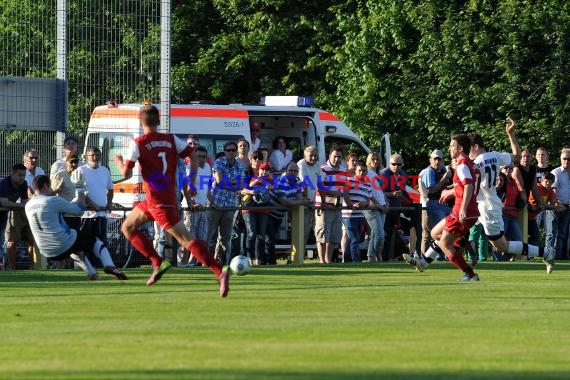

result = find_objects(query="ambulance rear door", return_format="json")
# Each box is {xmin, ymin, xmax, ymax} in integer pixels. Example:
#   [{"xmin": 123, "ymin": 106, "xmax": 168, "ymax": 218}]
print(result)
[{"xmin": 246, "ymin": 106, "xmax": 319, "ymax": 164}]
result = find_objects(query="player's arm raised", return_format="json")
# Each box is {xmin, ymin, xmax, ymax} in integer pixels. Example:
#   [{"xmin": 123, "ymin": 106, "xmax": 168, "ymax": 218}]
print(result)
[{"xmin": 505, "ymin": 117, "xmax": 521, "ymax": 164}]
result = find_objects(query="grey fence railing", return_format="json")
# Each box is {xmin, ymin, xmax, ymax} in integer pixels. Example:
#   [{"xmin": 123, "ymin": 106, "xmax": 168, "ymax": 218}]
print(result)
[{"xmin": 2, "ymin": 204, "xmax": 539, "ymax": 270}]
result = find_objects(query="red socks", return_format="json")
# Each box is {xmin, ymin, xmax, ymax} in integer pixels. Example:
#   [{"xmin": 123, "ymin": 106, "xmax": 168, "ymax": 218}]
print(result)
[
  {"xmin": 129, "ymin": 231, "xmax": 161, "ymax": 267},
  {"xmin": 129, "ymin": 234, "xmax": 222, "ymax": 277},
  {"xmin": 188, "ymin": 240, "xmax": 222, "ymax": 277},
  {"xmin": 449, "ymin": 251, "xmax": 474, "ymax": 276}
]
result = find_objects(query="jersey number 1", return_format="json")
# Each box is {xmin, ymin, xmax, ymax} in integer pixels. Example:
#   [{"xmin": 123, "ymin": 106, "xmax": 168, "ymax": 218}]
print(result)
[
  {"xmin": 158, "ymin": 152, "xmax": 167, "ymax": 173},
  {"xmin": 484, "ymin": 164, "xmax": 497, "ymax": 188}
]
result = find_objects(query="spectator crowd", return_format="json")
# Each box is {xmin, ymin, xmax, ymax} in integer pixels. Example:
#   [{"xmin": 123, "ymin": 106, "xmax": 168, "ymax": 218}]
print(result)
[{"xmin": 1, "ymin": 124, "xmax": 569, "ymax": 273}]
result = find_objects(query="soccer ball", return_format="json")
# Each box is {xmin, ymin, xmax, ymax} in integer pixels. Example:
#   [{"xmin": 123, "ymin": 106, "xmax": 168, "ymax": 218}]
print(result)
[{"xmin": 230, "ymin": 255, "xmax": 251, "ymax": 276}]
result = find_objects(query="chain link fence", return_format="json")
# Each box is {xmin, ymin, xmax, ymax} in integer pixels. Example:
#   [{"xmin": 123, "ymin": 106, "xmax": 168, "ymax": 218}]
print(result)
[
  {"xmin": 1, "ymin": 0, "xmax": 161, "ymax": 174},
  {"xmin": 1, "ymin": 0, "xmax": 162, "ymax": 269}
]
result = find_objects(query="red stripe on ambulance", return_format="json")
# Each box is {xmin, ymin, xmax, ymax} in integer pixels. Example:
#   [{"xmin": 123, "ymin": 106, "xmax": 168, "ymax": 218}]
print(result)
[
  {"xmin": 91, "ymin": 108, "xmax": 140, "ymax": 119},
  {"xmin": 171, "ymin": 108, "xmax": 249, "ymax": 119},
  {"xmin": 318, "ymin": 111, "xmax": 340, "ymax": 121}
]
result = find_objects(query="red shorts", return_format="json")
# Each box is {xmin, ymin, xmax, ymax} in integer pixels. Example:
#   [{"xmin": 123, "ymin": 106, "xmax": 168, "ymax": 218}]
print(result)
[
  {"xmin": 443, "ymin": 212, "xmax": 477, "ymax": 240},
  {"xmin": 136, "ymin": 199, "xmax": 180, "ymax": 230}
]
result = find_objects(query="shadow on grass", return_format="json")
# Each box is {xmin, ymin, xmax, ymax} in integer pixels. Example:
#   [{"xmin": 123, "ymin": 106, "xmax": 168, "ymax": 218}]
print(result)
[
  {"xmin": 6, "ymin": 368, "xmax": 569, "ymax": 380},
  {"xmin": 237, "ymin": 262, "xmax": 419, "ymax": 277},
  {"xmin": 0, "ymin": 271, "xmax": 96, "ymax": 284},
  {"xmin": 470, "ymin": 261, "xmax": 568, "ymax": 271}
]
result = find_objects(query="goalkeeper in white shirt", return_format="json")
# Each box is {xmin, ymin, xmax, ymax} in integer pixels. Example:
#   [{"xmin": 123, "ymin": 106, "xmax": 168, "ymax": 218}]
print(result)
[{"xmin": 25, "ymin": 175, "xmax": 127, "ymax": 281}]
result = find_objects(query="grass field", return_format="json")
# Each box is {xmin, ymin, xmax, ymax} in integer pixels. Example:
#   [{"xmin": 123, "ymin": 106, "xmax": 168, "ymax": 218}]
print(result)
[{"xmin": 1, "ymin": 261, "xmax": 569, "ymax": 380}]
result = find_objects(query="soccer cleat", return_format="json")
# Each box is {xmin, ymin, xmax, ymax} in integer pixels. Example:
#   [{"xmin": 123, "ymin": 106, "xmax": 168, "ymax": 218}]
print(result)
[
  {"xmin": 402, "ymin": 253, "xmax": 427, "ymax": 272},
  {"xmin": 104, "ymin": 266, "xmax": 128, "ymax": 280},
  {"xmin": 543, "ymin": 246, "xmax": 555, "ymax": 274},
  {"xmin": 88, "ymin": 273, "xmax": 102, "ymax": 281},
  {"xmin": 146, "ymin": 260, "xmax": 172, "ymax": 286},
  {"xmin": 218, "ymin": 265, "xmax": 231, "ymax": 298},
  {"xmin": 460, "ymin": 273, "xmax": 480, "ymax": 283}
]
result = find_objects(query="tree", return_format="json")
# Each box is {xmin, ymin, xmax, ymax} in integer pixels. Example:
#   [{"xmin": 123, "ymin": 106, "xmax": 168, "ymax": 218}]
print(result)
[
  {"xmin": 327, "ymin": 0, "xmax": 570, "ymax": 172},
  {"xmin": 171, "ymin": 0, "xmax": 343, "ymax": 104}
]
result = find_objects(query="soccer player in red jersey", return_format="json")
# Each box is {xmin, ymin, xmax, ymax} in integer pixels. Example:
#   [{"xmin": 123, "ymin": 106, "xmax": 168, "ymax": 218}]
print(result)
[
  {"xmin": 404, "ymin": 134, "xmax": 481, "ymax": 282},
  {"xmin": 114, "ymin": 104, "xmax": 230, "ymax": 296}
]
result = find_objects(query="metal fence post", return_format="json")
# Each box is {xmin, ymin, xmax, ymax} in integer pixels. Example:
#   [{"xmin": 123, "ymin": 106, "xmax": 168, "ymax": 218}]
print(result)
[
  {"xmin": 518, "ymin": 207, "xmax": 528, "ymax": 243},
  {"xmin": 291, "ymin": 205, "xmax": 305, "ymax": 264}
]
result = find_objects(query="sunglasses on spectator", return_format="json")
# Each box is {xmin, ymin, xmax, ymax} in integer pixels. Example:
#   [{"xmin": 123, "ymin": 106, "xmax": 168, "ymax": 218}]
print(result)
[
  {"xmin": 391, "ymin": 162, "xmax": 402, "ymax": 166},
  {"xmin": 251, "ymin": 156, "xmax": 260, "ymax": 160},
  {"xmin": 225, "ymin": 149, "xmax": 236, "ymax": 153}
]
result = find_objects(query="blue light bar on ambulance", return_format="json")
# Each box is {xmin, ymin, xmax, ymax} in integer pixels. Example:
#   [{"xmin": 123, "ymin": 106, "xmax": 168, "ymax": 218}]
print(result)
[{"xmin": 260, "ymin": 96, "xmax": 314, "ymax": 107}]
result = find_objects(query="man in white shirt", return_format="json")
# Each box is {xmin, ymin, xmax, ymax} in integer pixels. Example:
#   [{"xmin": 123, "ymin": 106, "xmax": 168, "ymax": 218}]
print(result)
[
  {"xmin": 297, "ymin": 145, "xmax": 322, "ymax": 255},
  {"xmin": 24, "ymin": 149, "xmax": 45, "ymax": 195},
  {"xmin": 182, "ymin": 146, "xmax": 212, "ymax": 266},
  {"xmin": 71, "ymin": 147, "xmax": 114, "ymax": 245}
]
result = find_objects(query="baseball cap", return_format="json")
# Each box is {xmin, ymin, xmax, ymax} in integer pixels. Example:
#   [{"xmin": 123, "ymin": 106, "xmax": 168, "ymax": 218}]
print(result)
[
  {"xmin": 64, "ymin": 135, "xmax": 79, "ymax": 144},
  {"xmin": 251, "ymin": 122, "xmax": 262, "ymax": 131},
  {"xmin": 430, "ymin": 149, "xmax": 444, "ymax": 159}
]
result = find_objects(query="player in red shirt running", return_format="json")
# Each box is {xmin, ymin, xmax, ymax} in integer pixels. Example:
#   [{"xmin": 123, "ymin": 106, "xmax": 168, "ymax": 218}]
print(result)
[
  {"xmin": 115, "ymin": 104, "xmax": 230, "ymax": 297},
  {"xmin": 404, "ymin": 134, "xmax": 480, "ymax": 282}
]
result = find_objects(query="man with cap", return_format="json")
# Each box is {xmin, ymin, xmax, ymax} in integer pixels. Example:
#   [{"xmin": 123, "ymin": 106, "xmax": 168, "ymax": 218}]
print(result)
[
  {"xmin": 418, "ymin": 149, "xmax": 452, "ymax": 256},
  {"xmin": 50, "ymin": 135, "xmax": 80, "ymax": 179},
  {"xmin": 250, "ymin": 122, "xmax": 262, "ymax": 154}
]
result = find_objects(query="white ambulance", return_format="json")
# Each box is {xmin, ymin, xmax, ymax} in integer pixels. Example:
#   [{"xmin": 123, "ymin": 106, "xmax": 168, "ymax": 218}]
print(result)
[{"xmin": 83, "ymin": 96, "xmax": 393, "ymax": 207}]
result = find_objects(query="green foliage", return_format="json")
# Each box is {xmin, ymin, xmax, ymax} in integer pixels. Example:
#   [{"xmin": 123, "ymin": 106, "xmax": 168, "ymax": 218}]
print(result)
[
  {"xmin": 0, "ymin": 1, "xmax": 56, "ymax": 77},
  {"xmin": 66, "ymin": 2, "xmax": 161, "ymax": 133},
  {"xmin": 2, "ymin": 0, "xmax": 568, "ymax": 171},
  {"xmin": 170, "ymin": 0, "xmax": 342, "ymax": 103},
  {"xmin": 324, "ymin": 0, "xmax": 569, "ymax": 172},
  {"xmin": 1, "ymin": 0, "xmax": 161, "ymax": 136}
]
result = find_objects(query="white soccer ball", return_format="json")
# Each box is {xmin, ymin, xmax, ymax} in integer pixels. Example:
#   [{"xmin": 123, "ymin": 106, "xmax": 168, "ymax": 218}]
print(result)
[{"xmin": 230, "ymin": 255, "xmax": 251, "ymax": 276}]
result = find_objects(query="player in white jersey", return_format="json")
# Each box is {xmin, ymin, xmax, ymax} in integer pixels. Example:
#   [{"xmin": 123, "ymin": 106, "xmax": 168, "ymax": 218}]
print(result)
[
  {"xmin": 469, "ymin": 118, "xmax": 554, "ymax": 273},
  {"xmin": 25, "ymin": 175, "xmax": 127, "ymax": 280}
]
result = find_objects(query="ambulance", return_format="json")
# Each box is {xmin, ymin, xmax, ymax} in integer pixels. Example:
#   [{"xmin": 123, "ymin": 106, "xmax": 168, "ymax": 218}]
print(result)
[{"xmin": 83, "ymin": 96, "xmax": 394, "ymax": 208}]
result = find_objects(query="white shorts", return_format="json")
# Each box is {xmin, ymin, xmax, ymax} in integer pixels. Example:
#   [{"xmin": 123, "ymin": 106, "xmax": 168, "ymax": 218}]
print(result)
[{"xmin": 478, "ymin": 198, "xmax": 504, "ymax": 238}]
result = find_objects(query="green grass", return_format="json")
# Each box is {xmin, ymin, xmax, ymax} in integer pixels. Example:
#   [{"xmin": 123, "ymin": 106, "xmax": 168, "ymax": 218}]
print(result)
[{"xmin": 1, "ymin": 261, "xmax": 569, "ymax": 380}]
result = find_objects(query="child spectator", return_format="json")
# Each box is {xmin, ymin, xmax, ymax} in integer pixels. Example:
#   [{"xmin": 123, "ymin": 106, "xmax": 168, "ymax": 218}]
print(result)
[{"xmin": 534, "ymin": 172, "xmax": 558, "ymax": 229}]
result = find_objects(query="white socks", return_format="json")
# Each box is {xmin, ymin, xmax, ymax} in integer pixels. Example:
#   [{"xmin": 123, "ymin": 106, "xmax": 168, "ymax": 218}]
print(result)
[{"xmin": 93, "ymin": 239, "xmax": 115, "ymax": 267}]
